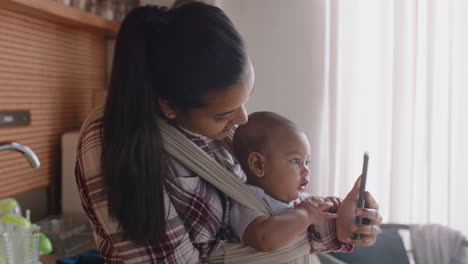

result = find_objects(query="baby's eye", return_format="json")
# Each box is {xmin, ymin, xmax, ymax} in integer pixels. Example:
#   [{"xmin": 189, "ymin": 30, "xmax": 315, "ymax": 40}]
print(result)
[
  {"xmin": 291, "ymin": 159, "xmax": 300, "ymax": 165},
  {"xmin": 305, "ymin": 160, "xmax": 311, "ymax": 167}
]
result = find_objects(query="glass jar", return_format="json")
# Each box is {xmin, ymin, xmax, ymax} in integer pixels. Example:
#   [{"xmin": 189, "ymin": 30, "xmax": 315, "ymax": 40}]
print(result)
[
  {"xmin": 57, "ymin": 0, "xmax": 72, "ymax": 6},
  {"xmin": 100, "ymin": 0, "xmax": 114, "ymax": 20},
  {"xmin": 87, "ymin": 0, "xmax": 100, "ymax": 15},
  {"xmin": 113, "ymin": 0, "xmax": 127, "ymax": 22},
  {"xmin": 72, "ymin": 0, "xmax": 88, "ymax": 10}
]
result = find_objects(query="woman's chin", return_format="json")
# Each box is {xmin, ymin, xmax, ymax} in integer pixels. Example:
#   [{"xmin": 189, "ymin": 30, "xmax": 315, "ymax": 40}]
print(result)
[{"xmin": 209, "ymin": 132, "xmax": 228, "ymax": 140}]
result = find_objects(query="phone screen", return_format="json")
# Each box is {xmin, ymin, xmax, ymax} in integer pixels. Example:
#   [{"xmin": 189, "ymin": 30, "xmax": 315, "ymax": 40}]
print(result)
[{"xmin": 353, "ymin": 152, "xmax": 369, "ymax": 240}]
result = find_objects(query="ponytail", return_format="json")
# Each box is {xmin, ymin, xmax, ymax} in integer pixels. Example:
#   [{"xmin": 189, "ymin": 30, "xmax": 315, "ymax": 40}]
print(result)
[{"xmin": 103, "ymin": 6, "xmax": 169, "ymax": 242}]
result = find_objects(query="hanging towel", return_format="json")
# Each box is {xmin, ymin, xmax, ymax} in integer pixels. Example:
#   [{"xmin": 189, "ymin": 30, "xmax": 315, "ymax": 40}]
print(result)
[{"xmin": 410, "ymin": 224, "xmax": 467, "ymax": 264}]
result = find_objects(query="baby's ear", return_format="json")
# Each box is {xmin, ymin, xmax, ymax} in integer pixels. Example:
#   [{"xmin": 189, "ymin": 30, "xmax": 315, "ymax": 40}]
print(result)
[{"xmin": 248, "ymin": 152, "xmax": 265, "ymax": 178}]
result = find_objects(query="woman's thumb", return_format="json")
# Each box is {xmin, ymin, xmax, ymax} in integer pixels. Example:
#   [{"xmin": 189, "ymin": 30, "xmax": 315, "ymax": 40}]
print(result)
[{"xmin": 345, "ymin": 176, "xmax": 361, "ymax": 200}]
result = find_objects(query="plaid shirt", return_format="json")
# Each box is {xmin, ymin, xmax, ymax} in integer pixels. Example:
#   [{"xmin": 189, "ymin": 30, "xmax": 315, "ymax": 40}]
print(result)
[{"xmin": 75, "ymin": 108, "xmax": 351, "ymax": 264}]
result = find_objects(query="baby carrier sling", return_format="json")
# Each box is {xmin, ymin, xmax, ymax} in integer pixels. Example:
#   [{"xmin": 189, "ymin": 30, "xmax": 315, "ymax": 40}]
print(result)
[{"xmin": 157, "ymin": 119, "xmax": 312, "ymax": 264}]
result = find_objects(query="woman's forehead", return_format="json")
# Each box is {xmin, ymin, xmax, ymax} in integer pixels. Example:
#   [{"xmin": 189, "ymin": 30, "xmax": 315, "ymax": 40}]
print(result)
[{"xmin": 200, "ymin": 72, "xmax": 254, "ymax": 114}]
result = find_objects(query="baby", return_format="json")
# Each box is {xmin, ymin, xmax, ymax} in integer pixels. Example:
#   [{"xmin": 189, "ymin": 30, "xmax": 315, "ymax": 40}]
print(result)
[{"xmin": 230, "ymin": 111, "xmax": 339, "ymax": 252}]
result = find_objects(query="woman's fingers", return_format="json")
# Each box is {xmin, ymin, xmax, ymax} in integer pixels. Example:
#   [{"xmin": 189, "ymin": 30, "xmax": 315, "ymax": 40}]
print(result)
[
  {"xmin": 348, "ymin": 233, "xmax": 378, "ymax": 246},
  {"xmin": 364, "ymin": 191, "xmax": 379, "ymax": 210},
  {"xmin": 356, "ymin": 208, "xmax": 382, "ymax": 224},
  {"xmin": 344, "ymin": 223, "xmax": 380, "ymax": 246},
  {"xmin": 355, "ymin": 191, "xmax": 382, "ymax": 224},
  {"xmin": 336, "ymin": 178, "xmax": 382, "ymax": 247},
  {"xmin": 351, "ymin": 223, "xmax": 381, "ymax": 236}
]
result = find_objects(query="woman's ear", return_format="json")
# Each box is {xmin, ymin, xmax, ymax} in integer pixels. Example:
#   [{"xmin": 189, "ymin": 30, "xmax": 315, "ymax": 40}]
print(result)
[
  {"xmin": 247, "ymin": 152, "xmax": 265, "ymax": 178},
  {"xmin": 158, "ymin": 97, "xmax": 177, "ymax": 119}
]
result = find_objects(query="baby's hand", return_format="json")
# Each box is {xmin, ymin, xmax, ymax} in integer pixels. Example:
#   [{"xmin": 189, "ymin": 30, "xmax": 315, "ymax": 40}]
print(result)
[
  {"xmin": 295, "ymin": 195, "xmax": 337, "ymax": 225},
  {"xmin": 323, "ymin": 196, "xmax": 342, "ymax": 213}
]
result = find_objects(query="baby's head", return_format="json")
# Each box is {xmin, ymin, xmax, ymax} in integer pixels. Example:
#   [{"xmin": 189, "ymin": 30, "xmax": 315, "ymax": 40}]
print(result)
[{"xmin": 233, "ymin": 111, "xmax": 311, "ymax": 203}]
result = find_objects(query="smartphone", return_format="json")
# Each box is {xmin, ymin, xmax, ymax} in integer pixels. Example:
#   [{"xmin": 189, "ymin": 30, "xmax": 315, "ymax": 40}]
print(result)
[{"xmin": 353, "ymin": 152, "xmax": 369, "ymax": 240}]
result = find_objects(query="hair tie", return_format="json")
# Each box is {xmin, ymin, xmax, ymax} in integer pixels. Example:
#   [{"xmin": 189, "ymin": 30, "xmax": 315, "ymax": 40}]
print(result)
[{"xmin": 144, "ymin": 5, "xmax": 172, "ymax": 27}]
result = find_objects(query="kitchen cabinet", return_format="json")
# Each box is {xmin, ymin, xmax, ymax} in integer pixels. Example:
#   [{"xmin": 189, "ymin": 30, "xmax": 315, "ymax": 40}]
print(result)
[
  {"xmin": 0, "ymin": 0, "xmax": 117, "ymax": 215},
  {"xmin": 0, "ymin": 0, "xmax": 119, "ymax": 37}
]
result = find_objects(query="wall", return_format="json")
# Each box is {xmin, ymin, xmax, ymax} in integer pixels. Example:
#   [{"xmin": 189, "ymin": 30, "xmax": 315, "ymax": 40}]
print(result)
[
  {"xmin": 0, "ymin": 8, "xmax": 106, "ymax": 213},
  {"xmin": 217, "ymin": 0, "xmax": 328, "ymax": 194}
]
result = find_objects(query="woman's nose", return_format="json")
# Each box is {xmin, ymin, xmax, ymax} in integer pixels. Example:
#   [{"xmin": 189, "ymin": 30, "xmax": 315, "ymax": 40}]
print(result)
[{"xmin": 231, "ymin": 105, "xmax": 248, "ymax": 125}]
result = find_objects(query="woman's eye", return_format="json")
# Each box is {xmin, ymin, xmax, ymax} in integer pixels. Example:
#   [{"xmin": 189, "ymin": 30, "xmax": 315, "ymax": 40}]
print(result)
[
  {"xmin": 214, "ymin": 113, "xmax": 233, "ymax": 123},
  {"xmin": 214, "ymin": 117, "xmax": 229, "ymax": 123}
]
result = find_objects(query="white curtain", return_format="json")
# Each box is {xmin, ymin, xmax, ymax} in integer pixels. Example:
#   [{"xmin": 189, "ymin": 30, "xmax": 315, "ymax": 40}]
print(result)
[{"xmin": 316, "ymin": 0, "xmax": 468, "ymax": 236}]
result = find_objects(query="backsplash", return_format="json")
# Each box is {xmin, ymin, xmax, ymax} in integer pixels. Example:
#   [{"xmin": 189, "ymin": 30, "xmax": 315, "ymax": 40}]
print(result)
[{"xmin": 0, "ymin": 8, "xmax": 107, "ymax": 211}]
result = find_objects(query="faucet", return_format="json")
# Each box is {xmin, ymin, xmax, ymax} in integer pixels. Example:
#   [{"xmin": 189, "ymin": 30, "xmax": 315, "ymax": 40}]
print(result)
[{"xmin": 0, "ymin": 142, "xmax": 41, "ymax": 168}]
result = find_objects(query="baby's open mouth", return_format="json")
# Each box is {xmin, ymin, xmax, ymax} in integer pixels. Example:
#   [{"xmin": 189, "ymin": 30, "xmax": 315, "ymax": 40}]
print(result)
[{"xmin": 298, "ymin": 181, "xmax": 309, "ymax": 191}]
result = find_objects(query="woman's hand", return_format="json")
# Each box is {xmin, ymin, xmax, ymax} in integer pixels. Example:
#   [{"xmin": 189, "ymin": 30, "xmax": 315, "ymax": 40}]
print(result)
[{"xmin": 336, "ymin": 176, "xmax": 382, "ymax": 246}]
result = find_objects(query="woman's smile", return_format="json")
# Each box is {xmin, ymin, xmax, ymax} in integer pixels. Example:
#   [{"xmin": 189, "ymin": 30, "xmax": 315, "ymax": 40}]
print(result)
[{"xmin": 222, "ymin": 125, "xmax": 233, "ymax": 132}]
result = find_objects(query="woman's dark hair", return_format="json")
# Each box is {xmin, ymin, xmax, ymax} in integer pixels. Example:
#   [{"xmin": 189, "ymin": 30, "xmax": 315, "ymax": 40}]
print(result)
[{"xmin": 102, "ymin": 2, "xmax": 246, "ymax": 242}]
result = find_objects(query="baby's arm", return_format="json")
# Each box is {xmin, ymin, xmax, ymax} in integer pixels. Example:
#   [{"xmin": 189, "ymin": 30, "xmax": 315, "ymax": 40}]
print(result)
[{"xmin": 243, "ymin": 197, "xmax": 337, "ymax": 252}]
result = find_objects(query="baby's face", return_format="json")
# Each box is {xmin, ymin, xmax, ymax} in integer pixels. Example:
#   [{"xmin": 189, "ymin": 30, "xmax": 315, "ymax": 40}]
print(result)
[{"xmin": 260, "ymin": 128, "xmax": 311, "ymax": 203}]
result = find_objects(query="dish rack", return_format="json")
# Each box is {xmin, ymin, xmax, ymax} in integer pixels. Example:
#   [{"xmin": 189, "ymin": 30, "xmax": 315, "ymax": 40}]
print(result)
[{"xmin": 0, "ymin": 223, "xmax": 41, "ymax": 264}]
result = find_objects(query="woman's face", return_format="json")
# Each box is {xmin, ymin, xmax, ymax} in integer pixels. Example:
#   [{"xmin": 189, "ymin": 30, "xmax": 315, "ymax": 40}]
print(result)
[{"xmin": 173, "ymin": 61, "xmax": 255, "ymax": 140}]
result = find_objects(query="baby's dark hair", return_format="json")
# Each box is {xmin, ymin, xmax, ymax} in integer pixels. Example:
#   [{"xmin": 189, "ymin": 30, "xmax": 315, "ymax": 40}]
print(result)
[{"xmin": 233, "ymin": 111, "xmax": 298, "ymax": 179}]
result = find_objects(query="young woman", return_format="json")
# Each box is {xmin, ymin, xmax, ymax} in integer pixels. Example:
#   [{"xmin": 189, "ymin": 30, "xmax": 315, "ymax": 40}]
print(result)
[{"xmin": 75, "ymin": 3, "xmax": 382, "ymax": 263}]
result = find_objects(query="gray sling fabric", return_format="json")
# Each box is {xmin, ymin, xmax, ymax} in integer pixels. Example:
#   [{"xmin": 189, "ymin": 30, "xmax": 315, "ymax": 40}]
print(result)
[{"xmin": 157, "ymin": 119, "xmax": 311, "ymax": 264}]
